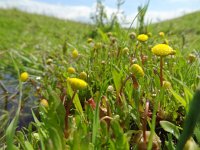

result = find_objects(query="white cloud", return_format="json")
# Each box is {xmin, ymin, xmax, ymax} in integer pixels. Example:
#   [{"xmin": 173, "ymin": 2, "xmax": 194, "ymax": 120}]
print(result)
[
  {"xmin": 146, "ymin": 9, "xmax": 195, "ymax": 22},
  {"xmin": 123, "ymin": 8, "xmax": 198, "ymax": 27},
  {"xmin": 0, "ymin": 0, "xmax": 94, "ymax": 22},
  {"xmin": 0, "ymin": 0, "xmax": 119, "ymax": 23}
]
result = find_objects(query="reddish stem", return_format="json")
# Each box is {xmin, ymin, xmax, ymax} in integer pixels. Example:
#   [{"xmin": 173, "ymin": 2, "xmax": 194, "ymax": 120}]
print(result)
[
  {"xmin": 143, "ymin": 100, "xmax": 149, "ymax": 144},
  {"xmin": 64, "ymin": 90, "xmax": 77, "ymax": 138},
  {"xmin": 160, "ymin": 57, "xmax": 163, "ymax": 87}
]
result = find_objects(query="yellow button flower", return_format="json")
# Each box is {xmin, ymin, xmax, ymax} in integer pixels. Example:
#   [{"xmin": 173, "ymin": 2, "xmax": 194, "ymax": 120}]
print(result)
[
  {"xmin": 72, "ymin": 49, "xmax": 79, "ymax": 58},
  {"xmin": 137, "ymin": 34, "xmax": 148, "ymax": 42},
  {"xmin": 130, "ymin": 64, "xmax": 144, "ymax": 78},
  {"xmin": 20, "ymin": 72, "xmax": 29, "ymax": 82},
  {"xmin": 67, "ymin": 67, "xmax": 76, "ymax": 74},
  {"xmin": 151, "ymin": 44, "xmax": 174, "ymax": 56},
  {"xmin": 67, "ymin": 77, "xmax": 88, "ymax": 90}
]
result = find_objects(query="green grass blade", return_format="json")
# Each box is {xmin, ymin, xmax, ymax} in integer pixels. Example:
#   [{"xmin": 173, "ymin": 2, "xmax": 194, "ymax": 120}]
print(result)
[
  {"xmin": 160, "ymin": 120, "xmax": 180, "ymax": 139},
  {"xmin": 170, "ymin": 89, "xmax": 186, "ymax": 108},
  {"xmin": 24, "ymin": 141, "xmax": 34, "ymax": 150},
  {"xmin": 176, "ymin": 85, "xmax": 200, "ymax": 150},
  {"xmin": 112, "ymin": 68, "xmax": 122, "ymax": 94}
]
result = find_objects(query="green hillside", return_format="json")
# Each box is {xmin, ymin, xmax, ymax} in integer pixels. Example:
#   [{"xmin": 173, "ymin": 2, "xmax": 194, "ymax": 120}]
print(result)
[
  {"xmin": 0, "ymin": 9, "xmax": 91, "ymax": 51},
  {"xmin": 0, "ymin": 9, "xmax": 199, "ymax": 53}
]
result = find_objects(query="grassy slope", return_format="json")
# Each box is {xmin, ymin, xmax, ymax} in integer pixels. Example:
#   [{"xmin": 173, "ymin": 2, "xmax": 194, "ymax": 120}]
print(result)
[
  {"xmin": 0, "ymin": 9, "xmax": 91, "ymax": 52},
  {"xmin": 1, "ymin": 9, "xmax": 200, "ymax": 50},
  {"xmin": 150, "ymin": 11, "xmax": 200, "ymax": 52},
  {"xmin": 1, "ymin": 9, "xmax": 199, "ymax": 53}
]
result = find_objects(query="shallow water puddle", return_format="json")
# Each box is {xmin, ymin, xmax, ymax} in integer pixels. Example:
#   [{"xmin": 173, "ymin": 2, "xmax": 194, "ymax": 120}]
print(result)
[{"xmin": 0, "ymin": 72, "xmax": 38, "ymax": 130}]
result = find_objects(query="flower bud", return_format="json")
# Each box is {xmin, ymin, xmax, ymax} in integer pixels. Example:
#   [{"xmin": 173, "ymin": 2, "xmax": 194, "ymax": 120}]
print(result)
[
  {"xmin": 40, "ymin": 99, "xmax": 49, "ymax": 108},
  {"xmin": 129, "ymin": 32, "xmax": 136, "ymax": 40},
  {"xmin": 107, "ymin": 85, "xmax": 114, "ymax": 93},
  {"xmin": 159, "ymin": 32, "xmax": 165, "ymax": 37},
  {"xmin": 188, "ymin": 53, "xmax": 196, "ymax": 63},
  {"xmin": 87, "ymin": 38, "xmax": 93, "ymax": 43},
  {"xmin": 163, "ymin": 81, "xmax": 172, "ymax": 89},
  {"xmin": 79, "ymin": 71, "xmax": 87, "ymax": 80},
  {"xmin": 130, "ymin": 64, "xmax": 144, "ymax": 78},
  {"xmin": 20, "ymin": 72, "xmax": 29, "ymax": 82},
  {"xmin": 67, "ymin": 67, "xmax": 76, "ymax": 74},
  {"xmin": 122, "ymin": 47, "xmax": 129, "ymax": 54},
  {"xmin": 72, "ymin": 49, "xmax": 79, "ymax": 58}
]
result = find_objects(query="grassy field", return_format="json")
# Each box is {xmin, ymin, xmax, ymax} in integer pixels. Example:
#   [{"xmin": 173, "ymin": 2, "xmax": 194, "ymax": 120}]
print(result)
[
  {"xmin": 0, "ymin": 8, "xmax": 200, "ymax": 150},
  {"xmin": 0, "ymin": 9, "xmax": 91, "ymax": 51}
]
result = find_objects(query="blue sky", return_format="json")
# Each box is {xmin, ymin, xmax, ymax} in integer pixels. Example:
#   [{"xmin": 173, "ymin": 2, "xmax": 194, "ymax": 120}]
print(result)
[
  {"xmin": 0, "ymin": 0, "xmax": 200, "ymax": 26},
  {"xmin": 34, "ymin": 0, "xmax": 200, "ymax": 13}
]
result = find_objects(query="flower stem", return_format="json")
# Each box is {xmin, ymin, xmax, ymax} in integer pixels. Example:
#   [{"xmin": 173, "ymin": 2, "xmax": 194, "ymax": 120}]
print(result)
[
  {"xmin": 64, "ymin": 90, "xmax": 77, "ymax": 138},
  {"xmin": 143, "ymin": 100, "xmax": 149, "ymax": 144},
  {"xmin": 160, "ymin": 57, "xmax": 163, "ymax": 87}
]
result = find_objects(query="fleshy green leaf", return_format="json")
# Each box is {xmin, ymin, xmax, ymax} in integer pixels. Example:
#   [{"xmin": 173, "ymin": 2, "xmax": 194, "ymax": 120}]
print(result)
[
  {"xmin": 67, "ymin": 83, "xmax": 84, "ymax": 118},
  {"xmin": 112, "ymin": 68, "xmax": 122, "ymax": 94},
  {"xmin": 160, "ymin": 120, "xmax": 180, "ymax": 139}
]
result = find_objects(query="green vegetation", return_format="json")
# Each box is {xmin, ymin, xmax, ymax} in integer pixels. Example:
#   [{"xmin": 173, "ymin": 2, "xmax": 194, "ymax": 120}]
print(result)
[
  {"xmin": 0, "ymin": 8, "xmax": 200, "ymax": 150},
  {"xmin": 150, "ymin": 11, "xmax": 200, "ymax": 51},
  {"xmin": 0, "ymin": 9, "xmax": 91, "ymax": 51}
]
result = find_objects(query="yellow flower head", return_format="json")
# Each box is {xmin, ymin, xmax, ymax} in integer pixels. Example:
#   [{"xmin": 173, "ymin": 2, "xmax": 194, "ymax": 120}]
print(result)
[
  {"xmin": 40, "ymin": 99, "xmax": 49, "ymax": 108},
  {"xmin": 151, "ymin": 44, "xmax": 174, "ymax": 57},
  {"xmin": 163, "ymin": 81, "xmax": 172, "ymax": 89},
  {"xmin": 20, "ymin": 72, "xmax": 29, "ymax": 82},
  {"xmin": 72, "ymin": 49, "xmax": 79, "ymax": 58},
  {"xmin": 159, "ymin": 32, "xmax": 165, "ymax": 37},
  {"xmin": 67, "ymin": 77, "xmax": 88, "ymax": 90},
  {"xmin": 137, "ymin": 34, "xmax": 148, "ymax": 42},
  {"xmin": 79, "ymin": 71, "xmax": 87, "ymax": 80},
  {"xmin": 68, "ymin": 67, "xmax": 76, "ymax": 74},
  {"xmin": 130, "ymin": 64, "xmax": 144, "ymax": 78}
]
